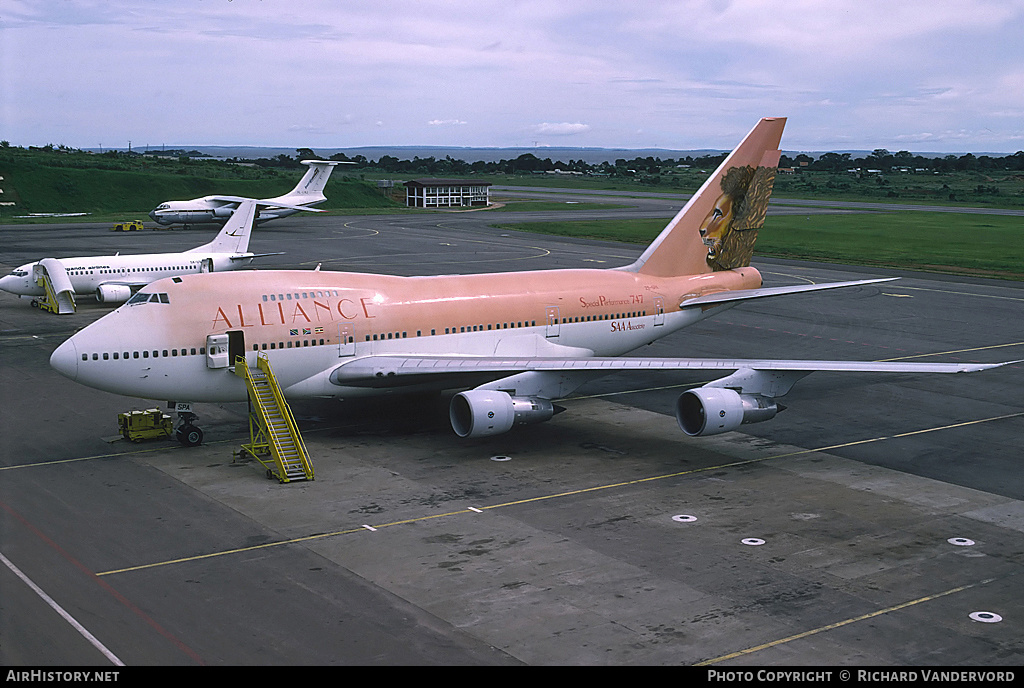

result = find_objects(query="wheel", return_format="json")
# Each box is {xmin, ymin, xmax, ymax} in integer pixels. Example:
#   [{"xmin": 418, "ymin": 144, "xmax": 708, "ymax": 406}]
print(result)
[{"xmin": 176, "ymin": 424, "xmax": 204, "ymax": 447}]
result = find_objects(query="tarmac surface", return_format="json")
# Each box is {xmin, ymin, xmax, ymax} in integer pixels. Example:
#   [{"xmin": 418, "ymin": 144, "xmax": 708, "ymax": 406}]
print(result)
[{"xmin": 1, "ymin": 193, "xmax": 1023, "ymax": 665}]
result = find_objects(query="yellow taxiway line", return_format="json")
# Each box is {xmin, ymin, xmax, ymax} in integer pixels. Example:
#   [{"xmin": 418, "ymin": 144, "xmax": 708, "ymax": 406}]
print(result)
[
  {"xmin": 696, "ymin": 578, "xmax": 997, "ymax": 666},
  {"xmin": 92, "ymin": 410, "xmax": 1024, "ymax": 577}
]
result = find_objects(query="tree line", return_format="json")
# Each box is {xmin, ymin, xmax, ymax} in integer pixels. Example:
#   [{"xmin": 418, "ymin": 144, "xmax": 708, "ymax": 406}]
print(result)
[
  {"xmin": 782, "ymin": 149, "xmax": 1024, "ymax": 173},
  {"xmin": 318, "ymin": 147, "xmax": 1024, "ymax": 177},
  {"xmin": 6, "ymin": 141, "xmax": 1024, "ymax": 178}
]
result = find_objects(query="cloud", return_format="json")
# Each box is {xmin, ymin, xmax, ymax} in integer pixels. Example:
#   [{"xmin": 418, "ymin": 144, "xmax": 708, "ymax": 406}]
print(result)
[
  {"xmin": 533, "ymin": 122, "xmax": 591, "ymax": 136},
  {"xmin": 287, "ymin": 124, "xmax": 335, "ymax": 136},
  {"xmin": 4, "ymin": 2, "xmax": 1024, "ymax": 150}
]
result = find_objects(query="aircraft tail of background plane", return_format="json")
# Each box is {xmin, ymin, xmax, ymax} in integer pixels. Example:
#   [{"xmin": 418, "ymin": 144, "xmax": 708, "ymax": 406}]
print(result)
[
  {"xmin": 186, "ymin": 200, "xmax": 257, "ymax": 254},
  {"xmin": 623, "ymin": 117, "xmax": 786, "ymax": 278},
  {"xmin": 272, "ymin": 160, "xmax": 343, "ymax": 204}
]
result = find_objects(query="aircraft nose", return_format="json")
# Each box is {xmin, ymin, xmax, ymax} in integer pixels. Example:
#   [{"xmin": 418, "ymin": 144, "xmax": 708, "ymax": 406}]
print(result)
[
  {"xmin": 50, "ymin": 337, "xmax": 79, "ymax": 381},
  {"xmin": 148, "ymin": 210, "xmax": 159, "ymax": 223}
]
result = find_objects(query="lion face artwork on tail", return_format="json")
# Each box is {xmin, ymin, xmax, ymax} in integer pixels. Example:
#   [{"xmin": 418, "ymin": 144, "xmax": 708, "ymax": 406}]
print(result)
[
  {"xmin": 699, "ymin": 193, "xmax": 736, "ymax": 257},
  {"xmin": 700, "ymin": 164, "xmax": 777, "ymax": 271}
]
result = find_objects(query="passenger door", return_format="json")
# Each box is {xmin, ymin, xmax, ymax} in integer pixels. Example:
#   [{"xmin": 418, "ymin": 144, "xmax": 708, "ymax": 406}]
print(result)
[
  {"xmin": 654, "ymin": 297, "xmax": 665, "ymax": 326},
  {"xmin": 206, "ymin": 334, "xmax": 230, "ymax": 369},
  {"xmin": 546, "ymin": 306, "xmax": 560, "ymax": 338},
  {"xmin": 338, "ymin": 322, "xmax": 355, "ymax": 356}
]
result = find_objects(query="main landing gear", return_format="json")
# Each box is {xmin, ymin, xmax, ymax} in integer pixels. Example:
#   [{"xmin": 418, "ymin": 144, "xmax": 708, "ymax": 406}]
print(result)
[{"xmin": 174, "ymin": 408, "xmax": 205, "ymax": 447}]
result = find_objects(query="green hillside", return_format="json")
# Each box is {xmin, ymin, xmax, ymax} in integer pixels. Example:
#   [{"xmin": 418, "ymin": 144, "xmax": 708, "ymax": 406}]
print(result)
[{"xmin": 0, "ymin": 147, "xmax": 399, "ymax": 217}]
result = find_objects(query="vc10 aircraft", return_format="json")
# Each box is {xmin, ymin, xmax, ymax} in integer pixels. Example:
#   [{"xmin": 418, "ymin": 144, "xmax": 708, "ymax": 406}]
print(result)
[
  {"xmin": 148, "ymin": 160, "xmax": 347, "ymax": 229},
  {"xmin": 50, "ymin": 118, "xmax": 1016, "ymax": 443}
]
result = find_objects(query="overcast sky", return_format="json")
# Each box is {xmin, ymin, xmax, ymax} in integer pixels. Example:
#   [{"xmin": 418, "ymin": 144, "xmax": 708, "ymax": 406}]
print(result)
[{"xmin": 3, "ymin": 1, "xmax": 1024, "ymax": 153}]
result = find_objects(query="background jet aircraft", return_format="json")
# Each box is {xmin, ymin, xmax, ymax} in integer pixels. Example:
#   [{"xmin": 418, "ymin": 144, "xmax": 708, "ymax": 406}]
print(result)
[
  {"xmin": 149, "ymin": 159, "xmax": 347, "ymax": 228},
  {"xmin": 0, "ymin": 199, "xmax": 318, "ymax": 311},
  {"xmin": 49, "ymin": 118, "xmax": 1017, "ymax": 442}
]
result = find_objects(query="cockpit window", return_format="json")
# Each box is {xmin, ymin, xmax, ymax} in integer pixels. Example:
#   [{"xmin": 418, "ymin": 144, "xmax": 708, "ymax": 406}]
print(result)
[
  {"xmin": 127, "ymin": 292, "xmax": 171, "ymax": 305},
  {"xmin": 11, "ymin": 270, "xmax": 28, "ymax": 277}
]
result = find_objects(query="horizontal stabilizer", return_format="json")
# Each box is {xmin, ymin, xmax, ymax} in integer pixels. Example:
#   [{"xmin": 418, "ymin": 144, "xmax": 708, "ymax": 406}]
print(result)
[{"xmin": 679, "ymin": 278, "xmax": 899, "ymax": 308}]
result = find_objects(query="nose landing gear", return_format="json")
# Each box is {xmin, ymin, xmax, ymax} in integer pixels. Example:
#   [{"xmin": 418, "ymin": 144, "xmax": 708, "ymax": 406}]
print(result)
[{"xmin": 174, "ymin": 408, "xmax": 205, "ymax": 447}]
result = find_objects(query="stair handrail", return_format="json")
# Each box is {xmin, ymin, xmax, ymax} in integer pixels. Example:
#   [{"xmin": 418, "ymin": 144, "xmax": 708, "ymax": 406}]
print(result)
[
  {"xmin": 234, "ymin": 354, "xmax": 297, "ymax": 479},
  {"xmin": 254, "ymin": 353, "xmax": 313, "ymax": 479}
]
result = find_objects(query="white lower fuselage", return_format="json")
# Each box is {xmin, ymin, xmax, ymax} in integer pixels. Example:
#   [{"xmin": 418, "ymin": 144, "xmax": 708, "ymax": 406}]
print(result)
[
  {"xmin": 50, "ymin": 266, "xmax": 761, "ymax": 403},
  {"xmin": 0, "ymin": 252, "xmax": 251, "ymax": 298},
  {"xmin": 149, "ymin": 196, "xmax": 324, "ymax": 226}
]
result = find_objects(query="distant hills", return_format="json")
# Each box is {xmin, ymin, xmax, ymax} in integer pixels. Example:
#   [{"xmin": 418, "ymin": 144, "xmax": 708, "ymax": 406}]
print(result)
[
  {"xmin": 90, "ymin": 145, "xmax": 1007, "ymax": 164},
  {"xmin": 108, "ymin": 145, "xmax": 727, "ymax": 164}
]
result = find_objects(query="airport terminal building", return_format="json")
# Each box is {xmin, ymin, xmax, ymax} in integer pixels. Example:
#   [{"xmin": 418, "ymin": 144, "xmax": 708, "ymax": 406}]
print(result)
[{"xmin": 404, "ymin": 179, "xmax": 491, "ymax": 208}]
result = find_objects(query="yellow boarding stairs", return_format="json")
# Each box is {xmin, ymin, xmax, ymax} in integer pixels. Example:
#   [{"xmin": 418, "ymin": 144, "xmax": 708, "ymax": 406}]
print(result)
[
  {"xmin": 234, "ymin": 353, "xmax": 314, "ymax": 483},
  {"xmin": 32, "ymin": 259, "xmax": 76, "ymax": 314}
]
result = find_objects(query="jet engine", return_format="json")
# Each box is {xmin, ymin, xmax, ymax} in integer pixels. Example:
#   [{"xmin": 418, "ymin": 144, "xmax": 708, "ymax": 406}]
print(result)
[
  {"xmin": 675, "ymin": 387, "xmax": 779, "ymax": 437},
  {"xmin": 450, "ymin": 390, "xmax": 555, "ymax": 438},
  {"xmin": 95, "ymin": 284, "xmax": 134, "ymax": 303},
  {"xmin": 213, "ymin": 205, "xmax": 235, "ymax": 219}
]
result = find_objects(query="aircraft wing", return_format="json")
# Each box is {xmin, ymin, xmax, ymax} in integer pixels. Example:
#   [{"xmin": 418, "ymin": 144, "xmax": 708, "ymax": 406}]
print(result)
[
  {"xmin": 97, "ymin": 279, "xmax": 150, "ymax": 288},
  {"xmin": 207, "ymin": 196, "xmax": 326, "ymax": 212},
  {"xmin": 680, "ymin": 278, "xmax": 898, "ymax": 308},
  {"xmin": 328, "ymin": 353, "xmax": 1015, "ymax": 392},
  {"xmin": 229, "ymin": 252, "xmax": 285, "ymax": 261}
]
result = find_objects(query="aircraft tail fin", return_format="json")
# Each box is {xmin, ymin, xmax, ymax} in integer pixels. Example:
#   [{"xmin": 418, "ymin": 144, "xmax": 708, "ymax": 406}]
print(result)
[
  {"xmin": 622, "ymin": 117, "xmax": 786, "ymax": 277},
  {"xmin": 271, "ymin": 160, "xmax": 343, "ymax": 204},
  {"xmin": 187, "ymin": 200, "xmax": 258, "ymax": 254}
]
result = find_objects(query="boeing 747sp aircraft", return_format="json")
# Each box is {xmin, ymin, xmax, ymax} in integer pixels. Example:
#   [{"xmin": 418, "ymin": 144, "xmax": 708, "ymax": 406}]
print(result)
[
  {"xmin": 50, "ymin": 118, "xmax": 1016, "ymax": 443},
  {"xmin": 149, "ymin": 160, "xmax": 347, "ymax": 228},
  {"xmin": 1, "ymin": 199, "xmax": 318, "ymax": 310}
]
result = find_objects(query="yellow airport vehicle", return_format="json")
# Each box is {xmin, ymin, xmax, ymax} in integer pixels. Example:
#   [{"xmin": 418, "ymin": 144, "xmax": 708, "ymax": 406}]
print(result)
[
  {"xmin": 111, "ymin": 220, "xmax": 144, "ymax": 232},
  {"xmin": 118, "ymin": 408, "xmax": 174, "ymax": 442}
]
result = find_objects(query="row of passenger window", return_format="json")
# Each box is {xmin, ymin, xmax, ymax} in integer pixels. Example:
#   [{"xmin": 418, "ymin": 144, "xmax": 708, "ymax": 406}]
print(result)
[
  {"xmin": 71, "ymin": 266, "xmax": 193, "ymax": 276},
  {"xmin": 83, "ymin": 346, "xmax": 205, "ymax": 361},
  {"xmin": 359, "ymin": 313, "xmax": 642, "ymax": 341},
  {"xmin": 79, "ymin": 311, "xmax": 647, "ymax": 363},
  {"xmin": 252, "ymin": 339, "xmax": 327, "ymax": 350},
  {"xmin": 262, "ymin": 290, "xmax": 339, "ymax": 302},
  {"xmin": 563, "ymin": 311, "xmax": 645, "ymax": 323},
  {"xmin": 364, "ymin": 320, "xmax": 539, "ymax": 341},
  {"xmin": 82, "ymin": 338, "xmax": 334, "ymax": 361}
]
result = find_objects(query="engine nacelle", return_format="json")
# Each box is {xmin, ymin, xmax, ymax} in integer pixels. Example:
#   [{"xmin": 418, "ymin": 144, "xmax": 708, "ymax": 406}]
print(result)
[
  {"xmin": 213, "ymin": 205, "xmax": 236, "ymax": 218},
  {"xmin": 95, "ymin": 283, "xmax": 134, "ymax": 303},
  {"xmin": 675, "ymin": 387, "xmax": 779, "ymax": 437},
  {"xmin": 450, "ymin": 390, "xmax": 555, "ymax": 438}
]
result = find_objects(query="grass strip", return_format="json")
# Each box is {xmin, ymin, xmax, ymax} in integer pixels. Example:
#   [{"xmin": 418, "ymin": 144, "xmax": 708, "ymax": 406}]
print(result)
[{"xmin": 491, "ymin": 211, "xmax": 1024, "ymax": 280}]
